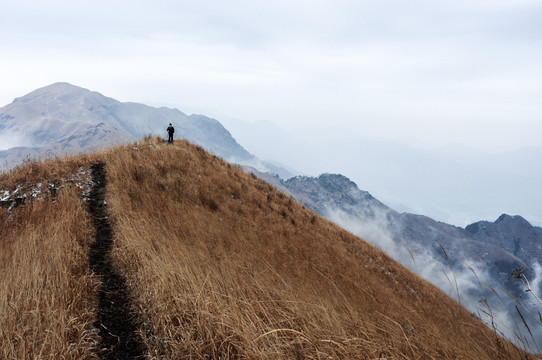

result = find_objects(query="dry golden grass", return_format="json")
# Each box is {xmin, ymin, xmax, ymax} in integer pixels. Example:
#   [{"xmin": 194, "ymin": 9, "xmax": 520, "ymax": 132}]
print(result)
[
  {"xmin": 103, "ymin": 137, "xmax": 533, "ymax": 359},
  {"xmin": 0, "ymin": 157, "xmax": 101, "ymax": 359},
  {"xmin": 0, "ymin": 137, "xmax": 536, "ymax": 359}
]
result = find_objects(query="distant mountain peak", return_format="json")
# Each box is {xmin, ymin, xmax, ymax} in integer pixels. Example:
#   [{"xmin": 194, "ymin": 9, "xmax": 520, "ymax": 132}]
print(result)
[
  {"xmin": 317, "ymin": 173, "xmax": 357, "ymax": 187},
  {"xmin": 496, "ymin": 214, "xmax": 510, "ymax": 223},
  {"xmin": 465, "ymin": 213, "xmax": 541, "ymax": 268},
  {"xmin": 37, "ymin": 82, "xmax": 83, "ymax": 91},
  {"xmin": 13, "ymin": 82, "xmax": 92, "ymax": 103},
  {"xmin": 467, "ymin": 214, "xmax": 533, "ymax": 232},
  {"xmin": 495, "ymin": 213, "xmax": 530, "ymax": 226}
]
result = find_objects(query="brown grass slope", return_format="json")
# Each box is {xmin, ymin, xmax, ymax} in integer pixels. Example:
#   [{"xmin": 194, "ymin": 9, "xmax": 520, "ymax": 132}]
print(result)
[
  {"xmin": 0, "ymin": 157, "xmax": 102, "ymax": 359},
  {"xmin": 0, "ymin": 136, "xmax": 535, "ymax": 359}
]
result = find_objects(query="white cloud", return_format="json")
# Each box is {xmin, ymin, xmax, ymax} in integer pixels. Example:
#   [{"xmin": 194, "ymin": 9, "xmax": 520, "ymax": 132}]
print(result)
[
  {"xmin": 323, "ymin": 202, "xmax": 542, "ymax": 349},
  {"xmin": 0, "ymin": 131, "xmax": 29, "ymax": 150}
]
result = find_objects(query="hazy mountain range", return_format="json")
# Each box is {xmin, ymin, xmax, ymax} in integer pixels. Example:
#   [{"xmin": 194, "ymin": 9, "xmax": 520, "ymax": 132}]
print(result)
[
  {"xmin": 1, "ymin": 83, "xmax": 540, "ymax": 345},
  {"xmin": 243, "ymin": 169, "xmax": 542, "ymax": 346},
  {"xmin": 219, "ymin": 116, "xmax": 542, "ymax": 228},
  {"xmin": 245, "ymin": 167, "xmax": 540, "ymax": 286},
  {"xmin": 0, "ymin": 82, "xmax": 290, "ymax": 177}
]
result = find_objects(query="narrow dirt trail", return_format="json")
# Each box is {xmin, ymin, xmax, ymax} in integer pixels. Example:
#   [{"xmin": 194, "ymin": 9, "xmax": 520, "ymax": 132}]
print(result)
[{"xmin": 88, "ymin": 162, "xmax": 145, "ymax": 359}]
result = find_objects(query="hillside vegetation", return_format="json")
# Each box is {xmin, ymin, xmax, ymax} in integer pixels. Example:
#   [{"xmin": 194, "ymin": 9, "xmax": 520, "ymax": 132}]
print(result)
[{"xmin": 0, "ymin": 137, "xmax": 535, "ymax": 359}]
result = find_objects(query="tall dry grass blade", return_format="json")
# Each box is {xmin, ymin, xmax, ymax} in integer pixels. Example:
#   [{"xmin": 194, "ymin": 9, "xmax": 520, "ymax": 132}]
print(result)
[
  {"xmin": 482, "ymin": 281, "xmax": 527, "ymax": 350},
  {"xmin": 253, "ymin": 328, "xmax": 310, "ymax": 343},
  {"xmin": 437, "ymin": 241, "xmax": 461, "ymax": 305},
  {"xmin": 404, "ymin": 244, "xmax": 418, "ymax": 274},
  {"xmin": 502, "ymin": 288, "xmax": 542, "ymax": 327},
  {"xmin": 515, "ymin": 305, "xmax": 541, "ymax": 354}
]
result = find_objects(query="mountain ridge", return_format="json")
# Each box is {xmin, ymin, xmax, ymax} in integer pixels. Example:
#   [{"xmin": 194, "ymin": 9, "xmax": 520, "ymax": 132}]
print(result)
[
  {"xmin": 0, "ymin": 82, "xmax": 292, "ymax": 177},
  {"xmin": 224, "ymin": 116, "xmax": 542, "ymax": 228},
  {"xmin": 244, "ymin": 166, "xmax": 541, "ymax": 347},
  {"xmin": 466, "ymin": 213, "xmax": 542, "ymax": 268},
  {"xmin": 0, "ymin": 137, "xmax": 534, "ymax": 358},
  {"xmin": 248, "ymin": 168, "xmax": 537, "ymax": 276},
  {"xmin": 2, "ymin": 83, "xmax": 540, "ymax": 348}
]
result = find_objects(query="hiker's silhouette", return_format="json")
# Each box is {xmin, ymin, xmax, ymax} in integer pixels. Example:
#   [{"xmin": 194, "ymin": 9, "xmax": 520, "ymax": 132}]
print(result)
[{"xmin": 167, "ymin": 123, "xmax": 175, "ymax": 143}]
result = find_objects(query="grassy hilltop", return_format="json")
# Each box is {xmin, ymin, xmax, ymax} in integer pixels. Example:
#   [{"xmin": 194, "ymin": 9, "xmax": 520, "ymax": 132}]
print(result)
[{"xmin": 0, "ymin": 137, "xmax": 534, "ymax": 359}]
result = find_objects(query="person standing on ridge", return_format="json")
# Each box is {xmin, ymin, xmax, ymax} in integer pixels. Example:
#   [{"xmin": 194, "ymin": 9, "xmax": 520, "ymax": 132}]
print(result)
[{"xmin": 167, "ymin": 123, "xmax": 175, "ymax": 143}]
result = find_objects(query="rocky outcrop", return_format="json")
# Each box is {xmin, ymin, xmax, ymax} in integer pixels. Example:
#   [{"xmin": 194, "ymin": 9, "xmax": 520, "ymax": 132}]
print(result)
[
  {"xmin": 284, "ymin": 174, "xmax": 389, "ymax": 216},
  {"xmin": 466, "ymin": 214, "xmax": 542, "ymax": 267}
]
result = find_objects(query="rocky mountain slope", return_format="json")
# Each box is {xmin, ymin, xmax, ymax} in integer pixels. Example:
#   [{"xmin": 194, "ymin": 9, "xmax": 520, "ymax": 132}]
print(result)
[{"xmin": 466, "ymin": 214, "xmax": 542, "ymax": 269}]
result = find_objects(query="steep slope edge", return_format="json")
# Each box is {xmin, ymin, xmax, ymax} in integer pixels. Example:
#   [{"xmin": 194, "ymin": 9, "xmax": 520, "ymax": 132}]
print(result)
[
  {"xmin": 0, "ymin": 138, "xmax": 536, "ymax": 358},
  {"xmin": 101, "ymin": 137, "xmax": 532, "ymax": 359},
  {"xmin": 248, "ymin": 169, "xmax": 541, "ymax": 349}
]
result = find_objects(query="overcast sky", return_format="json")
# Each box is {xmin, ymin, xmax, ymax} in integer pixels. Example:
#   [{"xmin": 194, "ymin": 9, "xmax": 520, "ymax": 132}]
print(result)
[{"xmin": 1, "ymin": 0, "xmax": 541, "ymax": 153}]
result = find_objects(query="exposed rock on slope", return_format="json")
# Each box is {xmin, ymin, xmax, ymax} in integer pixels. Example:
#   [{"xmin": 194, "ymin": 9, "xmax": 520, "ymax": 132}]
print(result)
[{"xmin": 466, "ymin": 214, "xmax": 542, "ymax": 268}]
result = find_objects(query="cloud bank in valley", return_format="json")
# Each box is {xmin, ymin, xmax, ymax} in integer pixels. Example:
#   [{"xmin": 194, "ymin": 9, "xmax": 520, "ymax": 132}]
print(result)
[{"xmin": 325, "ymin": 205, "xmax": 542, "ymax": 351}]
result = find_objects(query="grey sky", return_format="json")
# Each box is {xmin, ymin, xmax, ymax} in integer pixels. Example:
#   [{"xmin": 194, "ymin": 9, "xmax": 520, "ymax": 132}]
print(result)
[
  {"xmin": 1, "ymin": 1, "xmax": 542, "ymax": 226},
  {"xmin": 1, "ymin": 0, "xmax": 541, "ymax": 152}
]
